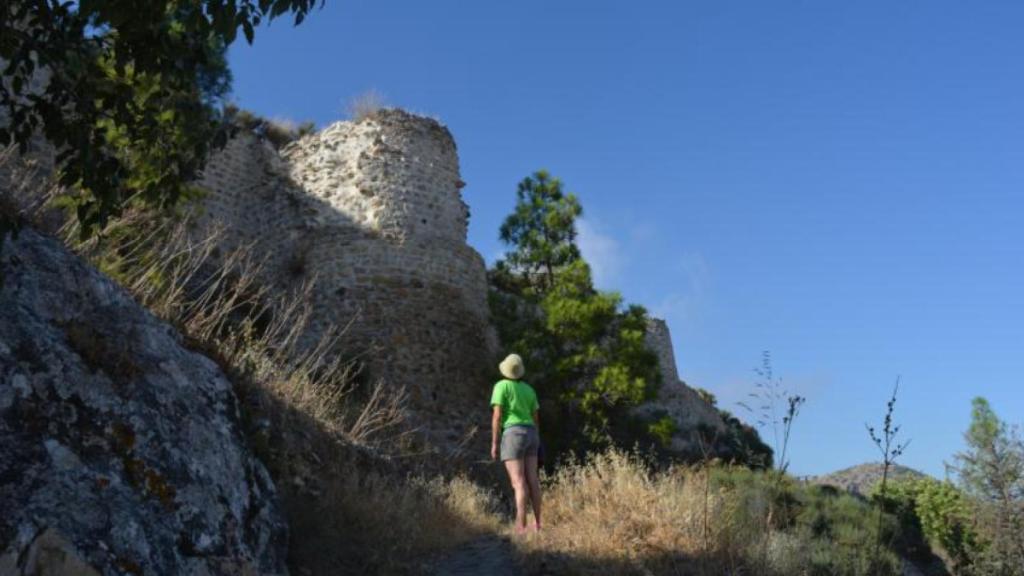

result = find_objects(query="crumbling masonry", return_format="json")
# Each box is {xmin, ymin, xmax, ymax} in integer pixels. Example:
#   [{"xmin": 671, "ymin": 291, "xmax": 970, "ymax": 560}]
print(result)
[{"xmin": 196, "ymin": 110, "xmax": 498, "ymax": 447}]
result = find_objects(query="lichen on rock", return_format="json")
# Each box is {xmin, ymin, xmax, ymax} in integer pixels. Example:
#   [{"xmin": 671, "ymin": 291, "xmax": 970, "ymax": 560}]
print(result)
[{"xmin": 0, "ymin": 228, "xmax": 288, "ymax": 575}]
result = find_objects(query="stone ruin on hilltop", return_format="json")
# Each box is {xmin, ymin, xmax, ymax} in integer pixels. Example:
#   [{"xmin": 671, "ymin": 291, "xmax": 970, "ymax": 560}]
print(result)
[
  {"xmin": 195, "ymin": 108, "xmax": 728, "ymax": 454},
  {"xmin": 195, "ymin": 109, "xmax": 499, "ymax": 449}
]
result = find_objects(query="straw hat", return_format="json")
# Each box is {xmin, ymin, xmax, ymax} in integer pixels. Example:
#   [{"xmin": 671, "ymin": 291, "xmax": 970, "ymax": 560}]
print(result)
[{"xmin": 499, "ymin": 354, "xmax": 525, "ymax": 380}]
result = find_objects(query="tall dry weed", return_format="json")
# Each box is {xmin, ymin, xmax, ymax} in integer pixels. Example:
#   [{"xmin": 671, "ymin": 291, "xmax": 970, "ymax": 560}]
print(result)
[{"xmin": 347, "ymin": 88, "xmax": 386, "ymax": 121}]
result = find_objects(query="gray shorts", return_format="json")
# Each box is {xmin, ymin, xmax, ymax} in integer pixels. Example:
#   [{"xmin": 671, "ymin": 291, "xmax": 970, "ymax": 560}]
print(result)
[{"xmin": 500, "ymin": 425, "xmax": 539, "ymax": 461}]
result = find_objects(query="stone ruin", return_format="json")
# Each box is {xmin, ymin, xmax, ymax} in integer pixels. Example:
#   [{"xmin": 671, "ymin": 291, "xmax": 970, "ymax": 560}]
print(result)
[
  {"xmin": 195, "ymin": 108, "xmax": 728, "ymax": 454},
  {"xmin": 639, "ymin": 319, "xmax": 727, "ymax": 453},
  {"xmin": 195, "ymin": 109, "xmax": 498, "ymax": 448},
  {"xmin": 1, "ymin": 98, "xmax": 730, "ymax": 455}
]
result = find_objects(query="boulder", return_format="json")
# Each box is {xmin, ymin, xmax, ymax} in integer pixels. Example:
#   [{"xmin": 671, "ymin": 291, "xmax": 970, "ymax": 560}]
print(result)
[{"xmin": 0, "ymin": 228, "xmax": 288, "ymax": 575}]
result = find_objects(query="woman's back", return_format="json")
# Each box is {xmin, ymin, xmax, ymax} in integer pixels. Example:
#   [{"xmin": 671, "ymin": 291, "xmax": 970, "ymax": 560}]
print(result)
[{"xmin": 490, "ymin": 379, "xmax": 538, "ymax": 429}]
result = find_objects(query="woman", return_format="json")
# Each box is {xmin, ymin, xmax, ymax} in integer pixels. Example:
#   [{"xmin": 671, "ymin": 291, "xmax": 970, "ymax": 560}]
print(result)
[{"xmin": 490, "ymin": 353, "xmax": 542, "ymax": 534}]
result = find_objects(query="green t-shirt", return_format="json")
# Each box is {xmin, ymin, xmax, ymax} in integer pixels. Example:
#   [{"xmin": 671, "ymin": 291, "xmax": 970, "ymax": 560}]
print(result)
[{"xmin": 490, "ymin": 379, "xmax": 539, "ymax": 430}]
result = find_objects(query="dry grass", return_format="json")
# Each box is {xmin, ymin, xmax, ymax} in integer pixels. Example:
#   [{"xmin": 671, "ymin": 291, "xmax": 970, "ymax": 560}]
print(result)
[
  {"xmin": 0, "ymin": 145, "xmax": 61, "ymax": 230},
  {"xmin": 347, "ymin": 88, "xmax": 386, "ymax": 121},
  {"xmin": 512, "ymin": 449, "xmax": 901, "ymax": 576},
  {"xmin": 514, "ymin": 451, "xmax": 732, "ymax": 575}
]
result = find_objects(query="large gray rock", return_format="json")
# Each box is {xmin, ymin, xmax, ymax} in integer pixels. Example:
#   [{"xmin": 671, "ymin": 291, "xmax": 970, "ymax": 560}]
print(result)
[{"xmin": 0, "ymin": 229, "xmax": 287, "ymax": 575}]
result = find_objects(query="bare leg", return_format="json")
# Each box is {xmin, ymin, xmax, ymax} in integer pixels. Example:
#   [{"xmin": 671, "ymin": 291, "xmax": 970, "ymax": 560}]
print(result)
[
  {"xmin": 525, "ymin": 455, "xmax": 542, "ymax": 530},
  {"xmin": 504, "ymin": 458, "xmax": 529, "ymax": 532}
]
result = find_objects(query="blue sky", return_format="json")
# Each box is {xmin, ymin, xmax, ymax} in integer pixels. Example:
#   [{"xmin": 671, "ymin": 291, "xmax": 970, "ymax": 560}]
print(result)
[{"xmin": 228, "ymin": 1, "xmax": 1024, "ymax": 478}]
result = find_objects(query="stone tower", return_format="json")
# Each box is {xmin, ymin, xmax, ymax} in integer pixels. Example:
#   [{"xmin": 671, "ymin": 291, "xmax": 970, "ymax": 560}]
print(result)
[
  {"xmin": 284, "ymin": 110, "xmax": 470, "ymax": 243},
  {"xmin": 637, "ymin": 319, "xmax": 727, "ymax": 453},
  {"xmin": 196, "ymin": 110, "xmax": 497, "ymax": 448}
]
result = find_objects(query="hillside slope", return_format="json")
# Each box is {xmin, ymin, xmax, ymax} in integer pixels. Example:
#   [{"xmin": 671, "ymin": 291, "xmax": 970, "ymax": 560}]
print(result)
[{"xmin": 812, "ymin": 462, "xmax": 928, "ymax": 495}]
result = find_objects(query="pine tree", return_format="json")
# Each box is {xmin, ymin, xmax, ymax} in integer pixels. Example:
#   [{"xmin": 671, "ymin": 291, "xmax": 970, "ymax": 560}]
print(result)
[
  {"xmin": 953, "ymin": 397, "xmax": 1024, "ymax": 574},
  {"xmin": 490, "ymin": 170, "xmax": 660, "ymax": 454},
  {"xmin": 497, "ymin": 170, "xmax": 582, "ymax": 291}
]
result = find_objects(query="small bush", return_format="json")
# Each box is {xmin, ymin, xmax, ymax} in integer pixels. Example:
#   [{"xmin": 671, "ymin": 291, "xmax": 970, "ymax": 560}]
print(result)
[
  {"xmin": 296, "ymin": 121, "xmax": 316, "ymax": 137},
  {"xmin": 347, "ymin": 89, "xmax": 386, "ymax": 121},
  {"xmin": 223, "ymin": 105, "xmax": 316, "ymax": 149},
  {"xmin": 262, "ymin": 119, "xmax": 300, "ymax": 149},
  {"xmin": 647, "ymin": 415, "xmax": 677, "ymax": 447}
]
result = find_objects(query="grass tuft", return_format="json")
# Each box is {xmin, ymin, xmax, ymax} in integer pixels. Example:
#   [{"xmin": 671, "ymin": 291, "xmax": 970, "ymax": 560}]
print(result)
[{"xmin": 347, "ymin": 88, "xmax": 386, "ymax": 122}]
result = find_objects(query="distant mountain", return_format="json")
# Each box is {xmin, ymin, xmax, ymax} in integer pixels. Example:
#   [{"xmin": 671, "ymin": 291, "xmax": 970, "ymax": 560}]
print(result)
[{"xmin": 811, "ymin": 463, "xmax": 928, "ymax": 496}]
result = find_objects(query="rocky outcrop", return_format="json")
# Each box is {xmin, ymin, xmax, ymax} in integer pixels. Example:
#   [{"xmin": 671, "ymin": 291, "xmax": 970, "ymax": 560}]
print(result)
[{"xmin": 0, "ymin": 229, "xmax": 287, "ymax": 575}]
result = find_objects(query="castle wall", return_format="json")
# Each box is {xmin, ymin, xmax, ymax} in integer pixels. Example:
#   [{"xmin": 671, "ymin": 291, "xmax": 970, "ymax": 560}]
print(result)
[
  {"xmin": 646, "ymin": 318, "xmax": 680, "ymax": 388},
  {"xmin": 640, "ymin": 319, "xmax": 727, "ymax": 453},
  {"xmin": 194, "ymin": 110, "xmax": 497, "ymax": 448}
]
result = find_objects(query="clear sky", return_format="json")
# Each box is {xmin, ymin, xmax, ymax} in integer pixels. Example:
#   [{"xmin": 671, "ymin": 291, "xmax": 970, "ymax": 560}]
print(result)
[{"xmin": 227, "ymin": 0, "xmax": 1024, "ymax": 478}]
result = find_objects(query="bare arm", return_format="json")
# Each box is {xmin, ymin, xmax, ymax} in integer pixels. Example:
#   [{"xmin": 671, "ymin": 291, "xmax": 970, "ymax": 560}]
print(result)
[
  {"xmin": 533, "ymin": 409, "xmax": 540, "ymax": 435},
  {"xmin": 491, "ymin": 406, "xmax": 502, "ymax": 460}
]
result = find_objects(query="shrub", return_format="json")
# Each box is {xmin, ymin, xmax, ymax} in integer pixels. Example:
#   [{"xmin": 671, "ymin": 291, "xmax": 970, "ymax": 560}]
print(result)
[
  {"xmin": 647, "ymin": 416, "xmax": 677, "ymax": 448},
  {"xmin": 223, "ymin": 105, "xmax": 316, "ymax": 149},
  {"xmin": 796, "ymin": 485, "xmax": 901, "ymax": 574},
  {"xmin": 718, "ymin": 409, "xmax": 774, "ymax": 469},
  {"xmin": 695, "ymin": 387, "xmax": 717, "ymax": 406},
  {"xmin": 913, "ymin": 479, "xmax": 982, "ymax": 572}
]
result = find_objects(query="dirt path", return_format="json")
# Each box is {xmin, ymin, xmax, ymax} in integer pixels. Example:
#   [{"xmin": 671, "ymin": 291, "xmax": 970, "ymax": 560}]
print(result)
[{"xmin": 431, "ymin": 535, "xmax": 523, "ymax": 576}]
